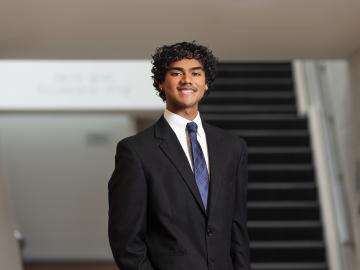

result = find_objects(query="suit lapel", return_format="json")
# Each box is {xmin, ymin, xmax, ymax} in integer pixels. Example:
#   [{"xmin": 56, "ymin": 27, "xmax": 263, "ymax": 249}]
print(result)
[
  {"xmin": 203, "ymin": 121, "xmax": 225, "ymax": 220},
  {"xmin": 155, "ymin": 116, "xmax": 207, "ymax": 216}
]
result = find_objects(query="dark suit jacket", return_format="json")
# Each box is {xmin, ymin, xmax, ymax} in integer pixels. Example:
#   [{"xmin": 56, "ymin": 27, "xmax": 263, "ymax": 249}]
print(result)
[{"xmin": 108, "ymin": 115, "xmax": 251, "ymax": 270}]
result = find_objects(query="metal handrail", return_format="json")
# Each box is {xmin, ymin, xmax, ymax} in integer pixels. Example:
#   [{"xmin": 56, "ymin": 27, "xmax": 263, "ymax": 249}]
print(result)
[
  {"xmin": 293, "ymin": 60, "xmax": 354, "ymax": 270},
  {"xmin": 315, "ymin": 62, "xmax": 353, "ymax": 246}
]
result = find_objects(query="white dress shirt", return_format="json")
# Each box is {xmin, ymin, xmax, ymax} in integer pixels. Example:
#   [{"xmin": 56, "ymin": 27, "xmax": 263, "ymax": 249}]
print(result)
[{"xmin": 163, "ymin": 109, "xmax": 210, "ymax": 174}]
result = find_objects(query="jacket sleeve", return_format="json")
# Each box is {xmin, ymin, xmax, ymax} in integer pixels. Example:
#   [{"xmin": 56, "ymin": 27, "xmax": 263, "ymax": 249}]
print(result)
[
  {"xmin": 108, "ymin": 139, "xmax": 154, "ymax": 270},
  {"xmin": 231, "ymin": 139, "xmax": 252, "ymax": 270}
]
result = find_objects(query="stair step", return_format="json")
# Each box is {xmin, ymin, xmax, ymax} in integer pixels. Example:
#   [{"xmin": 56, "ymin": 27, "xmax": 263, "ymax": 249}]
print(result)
[
  {"xmin": 248, "ymin": 206, "xmax": 319, "ymax": 220},
  {"xmin": 251, "ymin": 241, "xmax": 325, "ymax": 248},
  {"xmin": 248, "ymin": 164, "xmax": 314, "ymax": 183},
  {"xmin": 203, "ymin": 96, "xmax": 295, "ymax": 105},
  {"xmin": 251, "ymin": 262, "xmax": 327, "ymax": 270},
  {"xmin": 248, "ymin": 147, "xmax": 312, "ymax": 164},
  {"xmin": 248, "ymin": 147, "xmax": 311, "ymax": 153},
  {"xmin": 232, "ymin": 130, "xmax": 309, "ymax": 137},
  {"xmin": 248, "ymin": 221, "xmax": 321, "ymax": 228},
  {"xmin": 247, "ymin": 139, "xmax": 310, "ymax": 146},
  {"xmin": 217, "ymin": 69, "xmax": 292, "ymax": 78},
  {"xmin": 249, "ymin": 156, "xmax": 312, "ymax": 164},
  {"xmin": 249, "ymin": 223, "xmax": 324, "ymax": 241},
  {"xmin": 217, "ymin": 63, "xmax": 292, "ymax": 72},
  {"xmin": 248, "ymin": 182, "xmax": 316, "ymax": 189},
  {"xmin": 250, "ymin": 140, "xmax": 310, "ymax": 147},
  {"xmin": 248, "ymin": 201, "xmax": 318, "ymax": 207},
  {"xmin": 250, "ymin": 241, "xmax": 326, "ymax": 262},
  {"xmin": 212, "ymin": 86, "xmax": 294, "ymax": 91},
  {"xmin": 249, "ymin": 165, "xmax": 314, "ymax": 182},
  {"xmin": 214, "ymin": 77, "xmax": 293, "ymax": 85},
  {"xmin": 200, "ymin": 104, "xmax": 297, "ymax": 114},
  {"xmin": 203, "ymin": 114, "xmax": 307, "ymax": 129},
  {"xmin": 249, "ymin": 229, "xmax": 322, "ymax": 237},
  {"xmin": 248, "ymin": 164, "xmax": 313, "ymax": 170},
  {"xmin": 212, "ymin": 78, "xmax": 293, "ymax": 91},
  {"xmin": 232, "ymin": 130, "xmax": 310, "ymax": 146},
  {"xmin": 208, "ymin": 91, "xmax": 295, "ymax": 98},
  {"xmin": 204, "ymin": 114, "xmax": 301, "ymax": 120},
  {"xmin": 203, "ymin": 91, "xmax": 296, "ymax": 105}
]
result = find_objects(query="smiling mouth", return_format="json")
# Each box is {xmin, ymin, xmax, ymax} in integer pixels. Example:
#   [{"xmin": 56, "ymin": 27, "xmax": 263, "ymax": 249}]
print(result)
[
  {"xmin": 177, "ymin": 87, "xmax": 196, "ymax": 92},
  {"xmin": 178, "ymin": 89, "xmax": 196, "ymax": 95}
]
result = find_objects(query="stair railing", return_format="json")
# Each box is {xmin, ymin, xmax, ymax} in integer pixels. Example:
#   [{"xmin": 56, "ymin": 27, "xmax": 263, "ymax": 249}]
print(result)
[
  {"xmin": 0, "ymin": 137, "xmax": 24, "ymax": 270},
  {"xmin": 293, "ymin": 61, "xmax": 354, "ymax": 270}
]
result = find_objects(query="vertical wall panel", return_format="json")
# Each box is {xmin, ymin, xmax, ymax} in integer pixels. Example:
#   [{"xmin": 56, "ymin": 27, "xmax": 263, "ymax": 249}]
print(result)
[{"xmin": 0, "ymin": 114, "xmax": 136, "ymax": 260}]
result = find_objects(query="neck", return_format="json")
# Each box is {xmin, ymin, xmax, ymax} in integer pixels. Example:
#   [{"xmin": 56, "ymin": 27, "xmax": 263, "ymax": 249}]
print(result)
[{"xmin": 166, "ymin": 106, "xmax": 198, "ymax": 121}]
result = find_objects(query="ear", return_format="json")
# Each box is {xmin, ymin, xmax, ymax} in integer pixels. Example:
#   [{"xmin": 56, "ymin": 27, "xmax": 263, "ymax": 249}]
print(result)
[
  {"xmin": 205, "ymin": 84, "xmax": 208, "ymax": 91},
  {"xmin": 159, "ymin": 83, "xmax": 165, "ymax": 92}
]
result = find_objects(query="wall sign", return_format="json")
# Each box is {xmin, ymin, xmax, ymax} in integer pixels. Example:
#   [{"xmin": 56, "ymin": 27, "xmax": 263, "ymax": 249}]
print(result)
[{"xmin": 0, "ymin": 60, "xmax": 164, "ymax": 110}]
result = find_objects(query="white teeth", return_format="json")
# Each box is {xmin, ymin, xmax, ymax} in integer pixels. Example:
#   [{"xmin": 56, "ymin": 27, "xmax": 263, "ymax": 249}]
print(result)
[{"xmin": 180, "ymin": 90, "xmax": 193, "ymax": 93}]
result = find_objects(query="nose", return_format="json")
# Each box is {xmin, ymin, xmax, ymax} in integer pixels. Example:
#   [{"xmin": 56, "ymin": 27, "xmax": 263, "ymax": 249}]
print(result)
[{"xmin": 180, "ymin": 72, "xmax": 192, "ymax": 84}]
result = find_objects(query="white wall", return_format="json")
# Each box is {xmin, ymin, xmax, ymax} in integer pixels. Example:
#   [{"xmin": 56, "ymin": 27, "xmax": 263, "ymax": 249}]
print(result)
[
  {"xmin": 0, "ymin": 114, "xmax": 137, "ymax": 260},
  {"xmin": 0, "ymin": 60, "xmax": 164, "ymax": 261},
  {"xmin": 349, "ymin": 50, "xmax": 360, "ymax": 268}
]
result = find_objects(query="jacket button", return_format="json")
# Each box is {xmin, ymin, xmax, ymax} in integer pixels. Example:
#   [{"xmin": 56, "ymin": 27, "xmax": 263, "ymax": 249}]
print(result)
[
  {"xmin": 207, "ymin": 228, "xmax": 214, "ymax": 236},
  {"xmin": 209, "ymin": 259, "xmax": 215, "ymax": 266}
]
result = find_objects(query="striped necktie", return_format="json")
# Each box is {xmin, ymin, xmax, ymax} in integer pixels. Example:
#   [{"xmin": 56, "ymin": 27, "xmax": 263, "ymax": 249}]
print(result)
[{"xmin": 186, "ymin": 122, "xmax": 209, "ymax": 210}]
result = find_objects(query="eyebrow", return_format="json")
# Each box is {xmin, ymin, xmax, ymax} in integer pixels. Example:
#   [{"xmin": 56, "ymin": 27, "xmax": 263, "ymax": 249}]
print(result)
[{"xmin": 167, "ymin": 66, "xmax": 204, "ymax": 72}]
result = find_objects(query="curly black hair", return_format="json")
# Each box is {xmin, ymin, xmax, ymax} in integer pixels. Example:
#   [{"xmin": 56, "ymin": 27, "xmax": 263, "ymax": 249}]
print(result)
[{"xmin": 151, "ymin": 41, "xmax": 218, "ymax": 101}]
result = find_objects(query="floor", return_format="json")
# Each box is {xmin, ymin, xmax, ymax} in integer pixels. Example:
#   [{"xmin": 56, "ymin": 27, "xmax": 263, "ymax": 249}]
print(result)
[{"xmin": 24, "ymin": 262, "xmax": 118, "ymax": 270}]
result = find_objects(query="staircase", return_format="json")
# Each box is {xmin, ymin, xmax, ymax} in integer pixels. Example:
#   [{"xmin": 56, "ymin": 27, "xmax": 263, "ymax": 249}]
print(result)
[{"xmin": 200, "ymin": 63, "xmax": 328, "ymax": 270}]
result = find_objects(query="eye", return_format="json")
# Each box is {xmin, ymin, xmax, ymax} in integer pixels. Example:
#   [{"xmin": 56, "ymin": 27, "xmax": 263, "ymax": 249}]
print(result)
[
  {"xmin": 170, "ymin": 71, "xmax": 182, "ymax": 76},
  {"xmin": 192, "ymin": 71, "xmax": 202, "ymax": 76}
]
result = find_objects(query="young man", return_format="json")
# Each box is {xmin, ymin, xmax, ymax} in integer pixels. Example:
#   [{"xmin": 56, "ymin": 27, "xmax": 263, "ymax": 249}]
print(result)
[{"xmin": 108, "ymin": 41, "xmax": 251, "ymax": 270}]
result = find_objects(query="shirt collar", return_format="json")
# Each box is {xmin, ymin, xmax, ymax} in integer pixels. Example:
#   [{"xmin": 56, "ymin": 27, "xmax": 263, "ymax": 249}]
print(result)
[{"xmin": 164, "ymin": 109, "xmax": 205, "ymax": 137}]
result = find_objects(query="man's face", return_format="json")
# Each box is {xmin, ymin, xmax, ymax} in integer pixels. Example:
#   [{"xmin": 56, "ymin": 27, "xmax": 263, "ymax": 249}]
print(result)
[{"xmin": 159, "ymin": 58, "xmax": 208, "ymax": 113}]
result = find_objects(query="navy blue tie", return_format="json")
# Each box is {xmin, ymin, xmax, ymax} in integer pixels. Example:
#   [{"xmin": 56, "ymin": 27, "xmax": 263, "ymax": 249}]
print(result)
[{"xmin": 186, "ymin": 122, "xmax": 209, "ymax": 210}]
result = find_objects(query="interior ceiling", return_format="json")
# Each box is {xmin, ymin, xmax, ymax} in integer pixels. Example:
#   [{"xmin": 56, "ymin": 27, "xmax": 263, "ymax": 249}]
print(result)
[{"xmin": 0, "ymin": 0, "xmax": 360, "ymax": 60}]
